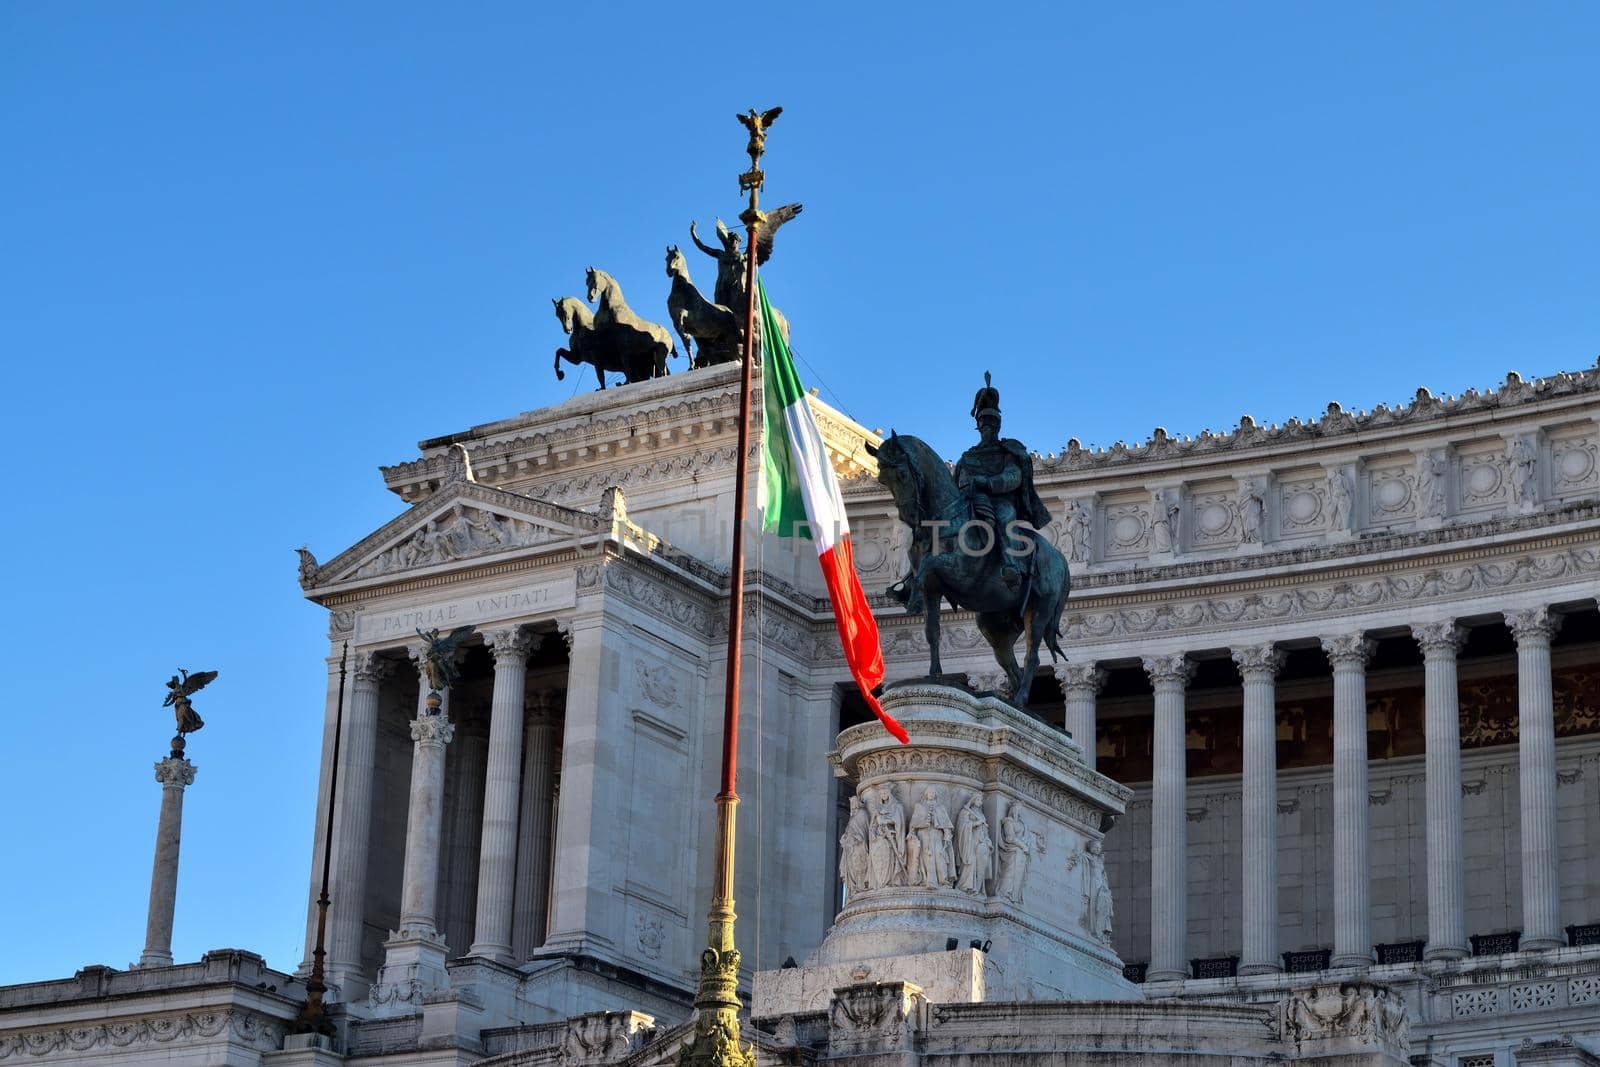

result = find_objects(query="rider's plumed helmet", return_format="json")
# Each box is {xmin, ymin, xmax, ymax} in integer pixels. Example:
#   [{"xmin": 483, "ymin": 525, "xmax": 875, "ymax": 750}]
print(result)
[{"xmin": 970, "ymin": 370, "xmax": 1001, "ymax": 424}]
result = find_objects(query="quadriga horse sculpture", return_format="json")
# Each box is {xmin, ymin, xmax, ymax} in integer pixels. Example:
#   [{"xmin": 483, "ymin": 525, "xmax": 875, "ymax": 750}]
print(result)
[
  {"xmin": 870, "ymin": 431, "xmax": 1071, "ymax": 704},
  {"xmin": 586, "ymin": 267, "xmax": 676, "ymax": 380},
  {"xmin": 665, "ymin": 245, "xmax": 741, "ymax": 368}
]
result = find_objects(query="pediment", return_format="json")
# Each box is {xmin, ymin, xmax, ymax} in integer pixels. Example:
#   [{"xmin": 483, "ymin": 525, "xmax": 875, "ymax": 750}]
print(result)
[{"xmin": 302, "ymin": 480, "xmax": 606, "ymax": 592}]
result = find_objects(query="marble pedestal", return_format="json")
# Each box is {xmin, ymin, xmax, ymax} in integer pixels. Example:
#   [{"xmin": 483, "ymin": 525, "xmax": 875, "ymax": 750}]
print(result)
[
  {"xmin": 367, "ymin": 934, "xmax": 449, "ymax": 1016},
  {"xmin": 753, "ymin": 683, "xmax": 1140, "ymax": 1016}
]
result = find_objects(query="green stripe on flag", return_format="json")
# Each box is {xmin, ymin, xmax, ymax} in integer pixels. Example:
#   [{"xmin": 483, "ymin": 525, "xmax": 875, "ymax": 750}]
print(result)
[{"xmin": 758, "ymin": 277, "xmax": 811, "ymax": 538}]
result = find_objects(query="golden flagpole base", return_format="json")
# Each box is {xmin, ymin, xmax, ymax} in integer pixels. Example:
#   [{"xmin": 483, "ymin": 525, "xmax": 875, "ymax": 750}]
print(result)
[{"xmin": 678, "ymin": 794, "xmax": 754, "ymax": 1067}]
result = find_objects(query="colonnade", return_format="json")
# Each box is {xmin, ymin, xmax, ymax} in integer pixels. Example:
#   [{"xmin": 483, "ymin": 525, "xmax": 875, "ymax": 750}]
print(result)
[
  {"xmin": 323, "ymin": 624, "xmax": 565, "ymax": 999},
  {"xmin": 1064, "ymin": 604, "xmax": 1572, "ymax": 978}
]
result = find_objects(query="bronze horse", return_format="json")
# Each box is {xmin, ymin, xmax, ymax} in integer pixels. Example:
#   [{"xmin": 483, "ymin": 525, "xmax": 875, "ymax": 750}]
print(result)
[{"xmin": 870, "ymin": 431, "xmax": 1070, "ymax": 704}]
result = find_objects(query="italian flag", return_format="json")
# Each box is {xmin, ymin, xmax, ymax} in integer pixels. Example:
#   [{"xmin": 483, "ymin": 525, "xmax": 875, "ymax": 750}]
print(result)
[{"xmin": 757, "ymin": 277, "xmax": 908, "ymax": 744}]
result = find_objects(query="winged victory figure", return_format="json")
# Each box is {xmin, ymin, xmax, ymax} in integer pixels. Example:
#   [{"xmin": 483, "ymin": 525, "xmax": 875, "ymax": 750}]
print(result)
[
  {"xmin": 163, "ymin": 668, "xmax": 218, "ymax": 736},
  {"xmin": 736, "ymin": 106, "xmax": 783, "ymax": 171},
  {"xmin": 416, "ymin": 625, "xmax": 476, "ymax": 693}
]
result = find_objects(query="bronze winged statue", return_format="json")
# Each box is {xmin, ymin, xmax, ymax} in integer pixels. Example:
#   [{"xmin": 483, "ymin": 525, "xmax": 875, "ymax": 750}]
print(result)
[
  {"xmin": 416, "ymin": 625, "xmax": 475, "ymax": 693},
  {"xmin": 736, "ymin": 106, "xmax": 782, "ymax": 171},
  {"xmin": 163, "ymin": 668, "xmax": 218, "ymax": 736}
]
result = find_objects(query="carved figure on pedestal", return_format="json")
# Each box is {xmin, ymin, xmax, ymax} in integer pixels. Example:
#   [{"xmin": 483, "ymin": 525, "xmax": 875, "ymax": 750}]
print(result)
[
  {"xmin": 1238, "ymin": 479, "xmax": 1266, "ymax": 543},
  {"xmin": 1084, "ymin": 841, "xmax": 1114, "ymax": 944},
  {"xmin": 866, "ymin": 786, "xmax": 906, "ymax": 890},
  {"xmin": 1509, "ymin": 436, "xmax": 1539, "ymax": 512},
  {"xmin": 907, "ymin": 788, "xmax": 956, "ymax": 888},
  {"xmin": 870, "ymin": 373, "xmax": 1071, "ymax": 703},
  {"xmin": 954, "ymin": 795, "xmax": 994, "ymax": 894},
  {"xmin": 1065, "ymin": 499, "xmax": 1093, "ymax": 564},
  {"xmin": 1418, "ymin": 451, "xmax": 1449, "ymax": 518},
  {"xmin": 665, "ymin": 245, "xmax": 741, "ymax": 368},
  {"xmin": 1150, "ymin": 489, "xmax": 1180, "ymax": 553},
  {"xmin": 1326, "ymin": 467, "xmax": 1353, "ymax": 533},
  {"xmin": 839, "ymin": 796, "xmax": 870, "ymax": 897},
  {"xmin": 995, "ymin": 803, "xmax": 1042, "ymax": 904}
]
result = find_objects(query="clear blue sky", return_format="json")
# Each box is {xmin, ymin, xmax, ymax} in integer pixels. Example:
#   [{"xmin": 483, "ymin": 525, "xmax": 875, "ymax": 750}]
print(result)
[{"xmin": 2, "ymin": 3, "xmax": 1597, "ymax": 985}]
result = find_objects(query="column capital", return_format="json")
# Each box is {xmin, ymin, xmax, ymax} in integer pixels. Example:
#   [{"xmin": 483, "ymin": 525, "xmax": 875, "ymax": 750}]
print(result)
[
  {"xmin": 1231, "ymin": 642, "xmax": 1285, "ymax": 679},
  {"xmin": 410, "ymin": 715, "xmax": 455, "ymax": 746},
  {"xmin": 1057, "ymin": 663, "xmax": 1107, "ymax": 696},
  {"xmin": 354, "ymin": 651, "xmax": 395, "ymax": 686},
  {"xmin": 1504, "ymin": 606, "xmax": 1562, "ymax": 646},
  {"xmin": 486, "ymin": 627, "xmax": 540, "ymax": 663},
  {"xmin": 1142, "ymin": 653, "xmax": 1195, "ymax": 690},
  {"xmin": 154, "ymin": 756, "xmax": 196, "ymax": 788},
  {"xmin": 1411, "ymin": 620, "xmax": 1467, "ymax": 657},
  {"xmin": 1320, "ymin": 633, "xmax": 1376, "ymax": 668}
]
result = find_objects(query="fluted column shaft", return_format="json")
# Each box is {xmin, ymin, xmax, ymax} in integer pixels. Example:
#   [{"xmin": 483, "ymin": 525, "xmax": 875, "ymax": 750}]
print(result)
[
  {"xmin": 469, "ymin": 629, "xmax": 537, "ymax": 961},
  {"xmin": 1059, "ymin": 663, "xmax": 1106, "ymax": 770},
  {"xmin": 1507, "ymin": 607, "xmax": 1563, "ymax": 950},
  {"xmin": 1233, "ymin": 643, "xmax": 1285, "ymax": 975},
  {"xmin": 395, "ymin": 656, "xmax": 455, "ymax": 941},
  {"xmin": 139, "ymin": 756, "xmax": 197, "ymax": 967},
  {"xmin": 1144, "ymin": 654, "xmax": 1195, "ymax": 982},
  {"xmin": 513, "ymin": 697, "xmax": 562, "ymax": 959},
  {"xmin": 328, "ymin": 654, "xmax": 390, "ymax": 985},
  {"xmin": 1414, "ymin": 621, "xmax": 1468, "ymax": 960},
  {"xmin": 1324, "ymin": 633, "xmax": 1376, "ymax": 968}
]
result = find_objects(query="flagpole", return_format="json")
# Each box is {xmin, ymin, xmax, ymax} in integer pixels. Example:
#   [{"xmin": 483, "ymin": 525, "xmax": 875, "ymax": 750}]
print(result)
[{"xmin": 680, "ymin": 109, "xmax": 774, "ymax": 1067}]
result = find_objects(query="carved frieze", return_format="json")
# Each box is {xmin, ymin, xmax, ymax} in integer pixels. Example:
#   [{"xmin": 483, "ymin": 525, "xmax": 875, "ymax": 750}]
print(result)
[
  {"xmin": 353, "ymin": 504, "xmax": 555, "ymax": 579},
  {"xmin": 0, "ymin": 1010, "xmax": 286, "ymax": 1060},
  {"xmin": 1050, "ymin": 544, "xmax": 1600, "ymax": 646}
]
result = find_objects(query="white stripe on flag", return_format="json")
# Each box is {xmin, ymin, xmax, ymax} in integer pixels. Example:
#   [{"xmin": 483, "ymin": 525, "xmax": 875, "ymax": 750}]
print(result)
[{"xmin": 781, "ymin": 399, "xmax": 847, "ymax": 553}]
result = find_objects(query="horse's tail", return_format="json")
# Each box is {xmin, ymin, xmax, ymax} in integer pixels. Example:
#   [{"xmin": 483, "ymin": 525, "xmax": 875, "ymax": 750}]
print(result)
[{"xmin": 1042, "ymin": 540, "xmax": 1069, "ymax": 662}]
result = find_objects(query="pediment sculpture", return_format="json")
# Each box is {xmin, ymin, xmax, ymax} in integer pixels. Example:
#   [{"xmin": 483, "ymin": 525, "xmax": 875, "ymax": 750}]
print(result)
[{"xmin": 352, "ymin": 504, "xmax": 558, "ymax": 579}]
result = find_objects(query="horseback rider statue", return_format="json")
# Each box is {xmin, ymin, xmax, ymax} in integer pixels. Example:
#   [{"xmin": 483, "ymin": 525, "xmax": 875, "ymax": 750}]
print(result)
[
  {"xmin": 871, "ymin": 372, "xmax": 1070, "ymax": 705},
  {"xmin": 955, "ymin": 372, "xmax": 1052, "ymax": 596}
]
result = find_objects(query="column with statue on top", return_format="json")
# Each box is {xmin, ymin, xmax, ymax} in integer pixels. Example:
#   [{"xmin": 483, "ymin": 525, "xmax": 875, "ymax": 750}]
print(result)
[{"xmin": 137, "ymin": 668, "xmax": 217, "ymax": 968}]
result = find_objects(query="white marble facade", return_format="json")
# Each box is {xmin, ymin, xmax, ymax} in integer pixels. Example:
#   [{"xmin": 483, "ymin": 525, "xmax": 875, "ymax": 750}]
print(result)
[{"xmin": 4, "ymin": 360, "xmax": 1600, "ymax": 1067}]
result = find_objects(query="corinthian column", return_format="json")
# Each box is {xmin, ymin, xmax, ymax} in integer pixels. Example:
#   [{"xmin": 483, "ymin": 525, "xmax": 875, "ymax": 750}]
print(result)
[
  {"xmin": 1232, "ymin": 642, "xmax": 1285, "ymax": 975},
  {"xmin": 327, "ymin": 652, "xmax": 391, "ymax": 990},
  {"xmin": 468, "ymin": 628, "xmax": 538, "ymax": 962},
  {"xmin": 138, "ymin": 755, "xmax": 197, "ymax": 967},
  {"xmin": 1322, "ymin": 632, "xmax": 1376, "ymax": 968},
  {"xmin": 1143, "ymin": 653, "xmax": 1195, "ymax": 982},
  {"xmin": 1413, "ymin": 620, "xmax": 1468, "ymax": 960},
  {"xmin": 1059, "ymin": 663, "xmax": 1106, "ymax": 770},
  {"xmin": 1506, "ymin": 606, "xmax": 1563, "ymax": 950},
  {"xmin": 513, "ymin": 690, "xmax": 563, "ymax": 960},
  {"xmin": 396, "ymin": 709, "xmax": 454, "ymax": 940}
]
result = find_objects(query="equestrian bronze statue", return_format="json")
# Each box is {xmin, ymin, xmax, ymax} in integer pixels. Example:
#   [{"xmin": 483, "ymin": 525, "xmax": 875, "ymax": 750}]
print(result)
[{"xmin": 869, "ymin": 373, "xmax": 1070, "ymax": 705}]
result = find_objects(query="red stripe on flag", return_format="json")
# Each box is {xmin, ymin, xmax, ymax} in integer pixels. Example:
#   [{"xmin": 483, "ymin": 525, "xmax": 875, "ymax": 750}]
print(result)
[{"xmin": 819, "ymin": 536, "xmax": 908, "ymax": 744}]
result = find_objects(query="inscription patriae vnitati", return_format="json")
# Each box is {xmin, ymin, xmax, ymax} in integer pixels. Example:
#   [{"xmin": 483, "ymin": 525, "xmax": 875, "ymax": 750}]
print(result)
[{"xmin": 357, "ymin": 575, "xmax": 576, "ymax": 643}]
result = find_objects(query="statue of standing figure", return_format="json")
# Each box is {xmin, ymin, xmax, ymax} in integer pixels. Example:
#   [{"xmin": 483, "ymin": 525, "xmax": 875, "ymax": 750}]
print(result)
[
  {"xmin": 907, "ymin": 788, "xmax": 956, "ymax": 888},
  {"xmin": 839, "ymin": 795, "xmax": 870, "ymax": 898},
  {"xmin": 1326, "ymin": 467, "xmax": 1353, "ymax": 533},
  {"xmin": 995, "ymin": 803, "xmax": 1043, "ymax": 904},
  {"xmin": 1509, "ymin": 436, "xmax": 1539, "ymax": 512},
  {"xmin": 866, "ymin": 786, "xmax": 907, "ymax": 890},
  {"xmin": 955, "ymin": 795, "xmax": 994, "ymax": 895},
  {"xmin": 1083, "ymin": 841, "xmax": 1114, "ymax": 944}
]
